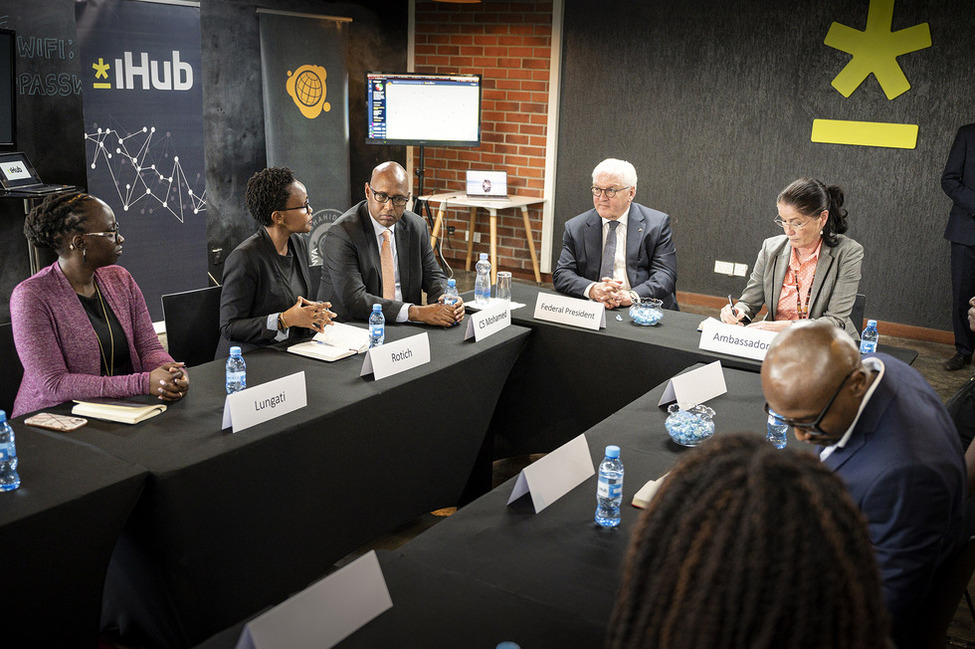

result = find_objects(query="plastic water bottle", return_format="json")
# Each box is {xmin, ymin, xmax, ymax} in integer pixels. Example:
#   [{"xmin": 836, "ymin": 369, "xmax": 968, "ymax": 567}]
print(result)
[
  {"xmin": 859, "ymin": 319, "xmax": 878, "ymax": 355},
  {"xmin": 0, "ymin": 410, "xmax": 21, "ymax": 492},
  {"xmin": 225, "ymin": 346, "xmax": 246, "ymax": 394},
  {"xmin": 369, "ymin": 304, "xmax": 385, "ymax": 347},
  {"xmin": 443, "ymin": 278, "xmax": 461, "ymax": 327},
  {"xmin": 766, "ymin": 408, "xmax": 788, "ymax": 449},
  {"xmin": 474, "ymin": 253, "xmax": 491, "ymax": 306},
  {"xmin": 595, "ymin": 445, "xmax": 623, "ymax": 528}
]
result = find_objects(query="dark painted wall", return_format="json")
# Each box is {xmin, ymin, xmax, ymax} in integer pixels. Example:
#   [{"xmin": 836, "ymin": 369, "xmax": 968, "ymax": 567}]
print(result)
[
  {"xmin": 556, "ymin": 0, "xmax": 972, "ymax": 330},
  {"xmin": 201, "ymin": 0, "xmax": 407, "ymax": 283}
]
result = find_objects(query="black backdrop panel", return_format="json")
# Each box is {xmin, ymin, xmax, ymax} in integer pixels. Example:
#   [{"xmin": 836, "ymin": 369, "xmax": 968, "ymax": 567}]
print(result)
[{"xmin": 556, "ymin": 0, "xmax": 975, "ymax": 330}]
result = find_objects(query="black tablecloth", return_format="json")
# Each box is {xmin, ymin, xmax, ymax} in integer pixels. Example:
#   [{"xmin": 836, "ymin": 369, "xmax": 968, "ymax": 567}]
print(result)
[
  {"xmin": 0, "ymin": 425, "xmax": 146, "ymax": 649},
  {"xmin": 483, "ymin": 283, "xmax": 917, "ymax": 458},
  {"xmin": 53, "ymin": 322, "xmax": 529, "ymax": 648}
]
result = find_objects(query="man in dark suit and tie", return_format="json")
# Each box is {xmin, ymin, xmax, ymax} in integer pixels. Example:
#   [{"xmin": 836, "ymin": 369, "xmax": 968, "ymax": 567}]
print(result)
[
  {"xmin": 318, "ymin": 161, "xmax": 464, "ymax": 325},
  {"xmin": 942, "ymin": 123, "xmax": 975, "ymax": 370},
  {"xmin": 553, "ymin": 158, "xmax": 677, "ymax": 309},
  {"xmin": 762, "ymin": 321, "xmax": 966, "ymax": 646}
]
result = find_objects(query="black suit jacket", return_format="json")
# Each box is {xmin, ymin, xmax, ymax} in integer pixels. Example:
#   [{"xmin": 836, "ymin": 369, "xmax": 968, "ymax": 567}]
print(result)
[
  {"xmin": 217, "ymin": 227, "xmax": 313, "ymax": 357},
  {"xmin": 318, "ymin": 201, "xmax": 447, "ymax": 322},
  {"xmin": 942, "ymin": 123, "xmax": 975, "ymax": 245},
  {"xmin": 552, "ymin": 202, "xmax": 678, "ymax": 309}
]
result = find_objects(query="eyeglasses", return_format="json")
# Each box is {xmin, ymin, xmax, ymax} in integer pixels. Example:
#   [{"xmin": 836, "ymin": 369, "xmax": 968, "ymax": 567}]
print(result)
[
  {"xmin": 368, "ymin": 184, "xmax": 410, "ymax": 207},
  {"xmin": 764, "ymin": 367, "xmax": 857, "ymax": 435},
  {"xmin": 591, "ymin": 186, "xmax": 630, "ymax": 198},
  {"xmin": 773, "ymin": 217, "xmax": 817, "ymax": 230},
  {"xmin": 280, "ymin": 201, "xmax": 312, "ymax": 213},
  {"xmin": 82, "ymin": 222, "xmax": 120, "ymax": 243}
]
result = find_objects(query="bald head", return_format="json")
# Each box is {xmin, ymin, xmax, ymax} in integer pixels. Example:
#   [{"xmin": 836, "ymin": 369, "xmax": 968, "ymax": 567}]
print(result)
[
  {"xmin": 370, "ymin": 161, "xmax": 410, "ymax": 192},
  {"xmin": 366, "ymin": 161, "xmax": 411, "ymax": 228}
]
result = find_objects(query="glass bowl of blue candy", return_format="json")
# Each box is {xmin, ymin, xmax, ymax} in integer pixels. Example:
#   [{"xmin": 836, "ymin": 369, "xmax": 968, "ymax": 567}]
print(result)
[
  {"xmin": 628, "ymin": 297, "xmax": 663, "ymax": 326},
  {"xmin": 665, "ymin": 403, "xmax": 716, "ymax": 447}
]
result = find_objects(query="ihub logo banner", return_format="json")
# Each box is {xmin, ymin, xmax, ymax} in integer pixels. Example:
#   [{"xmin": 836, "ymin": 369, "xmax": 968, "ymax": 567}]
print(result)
[
  {"xmin": 286, "ymin": 64, "xmax": 330, "ymax": 119},
  {"xmin": 90, "ymin": 51, "xmax": 194, "ymax": 91}
]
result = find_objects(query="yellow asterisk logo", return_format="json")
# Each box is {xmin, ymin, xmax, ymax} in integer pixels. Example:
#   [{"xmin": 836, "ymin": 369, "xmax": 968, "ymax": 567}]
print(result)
[
  {"xmin": 824, "ymin": 0, "xmax": 930, "ymax": 100},
  {"xmin": 92, "ymin": 58, "xmax": 110, "ymax": 80}
]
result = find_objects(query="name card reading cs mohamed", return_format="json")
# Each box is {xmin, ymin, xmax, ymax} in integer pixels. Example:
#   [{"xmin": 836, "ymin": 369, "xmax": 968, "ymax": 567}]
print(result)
[
  {"xmin": 222, "ymin": 371, "xmax": 307, "ymax": 433},
  {"xmin": 465, "ymin": 301, "xmax": 510, "ymax": 342},
  {"xmin": 360, "ymin": 332, "xmax": 430, "ymax": 380},
  {"xmin": 698, "ymin": 318, "xmax": 779, "ymax": 361},
  {"xmin": 533, "ymin": 292, "xmax": 606, "ymax": 331}
]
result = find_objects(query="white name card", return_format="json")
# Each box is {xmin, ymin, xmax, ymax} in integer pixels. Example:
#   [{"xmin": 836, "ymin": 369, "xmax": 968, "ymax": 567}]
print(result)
[
  {"xmin": 235, "ymin": 550, "xmax": 392, "ymax": 649},
  {"xmin": 360, "ymin": 332, "xmax": 430, "ymax": 380},
  {"xmin": 507, "ymin": 433, "xmax": 595, "ymax": 513},
  {"xmin": 465, "ymin": 301, "xmax": 510, "ymax": 341},
  {"xmin": 533, "ymin": 292, "xmax": 606, "ymax": 331},
  {"xmin": 698, "ymin": 317, "xmax": 779, "ymax": 361},
  {"xmin": 657, "ymin": 360, "xmax": 727, "ymax": 409},
  {"xmin": 222, "ymin": 371, "xmax": 307, "ymax": 433}
]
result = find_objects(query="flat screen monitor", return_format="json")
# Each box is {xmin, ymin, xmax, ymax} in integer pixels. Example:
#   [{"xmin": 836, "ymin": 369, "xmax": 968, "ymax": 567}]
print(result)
[
  {"xmin": 0, "ymin": 29, "xmax": 13, "ymax": 148},
  {"xmin": 366, "ymin": 72, "xmax": 481, "ymax": 147}
]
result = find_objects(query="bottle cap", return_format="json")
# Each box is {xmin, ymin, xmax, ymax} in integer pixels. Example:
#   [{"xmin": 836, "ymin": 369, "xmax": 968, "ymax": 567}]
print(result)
[
  {"xmin": 496, "ymin": 643, "xmax": 521, "ymax": 649},
  {"xmin": 373, "ymin": 304, "xmax": 382, "ymax": 312},
  {"xmin": 479, "ymin": 252, "xmax": 488, "ymax": 260},
  {"xmin": 867, "ymin": 319, "xmax": 877, "ymax": 327},
  {"xmin": 229, "ymin": 346, "xmax": 241, "ymax": 356},
  {"xmin": 605, "ymin": 445, "xmax": 620, "ymax": 458},
  {"xmin": 447, "ymin": 278, "xmax": 456, "ymax": 287}
]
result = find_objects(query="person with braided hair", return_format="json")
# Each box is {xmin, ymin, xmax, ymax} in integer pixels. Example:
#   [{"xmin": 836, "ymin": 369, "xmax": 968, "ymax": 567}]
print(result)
[
  {"xmin": 720, "ymin": 177, "xmax": 863, "ymax": 339},
  {"xmin": 762, "ymin": 320, "xmax": 966, "ymax": 647},
  {"xmin": 10, "ymin": 190, "xmax": 188, "ymax": 416},
  {"xmin": 606, "ymin": 434, "xmax": 890, "ymax": 649}
]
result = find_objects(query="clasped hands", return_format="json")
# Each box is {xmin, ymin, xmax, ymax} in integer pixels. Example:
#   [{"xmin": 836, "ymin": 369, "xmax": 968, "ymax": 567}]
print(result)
[
  {"xmin": 589, "ymin": 278, "xmax": 634, "ymax": 309},
  {"xmin": 283, "ymin": 296, "xmax": 336, "ymax": 334},
  {"xmin": 150, "ymin": 362, "xmax": 189, "ymax": 402}
]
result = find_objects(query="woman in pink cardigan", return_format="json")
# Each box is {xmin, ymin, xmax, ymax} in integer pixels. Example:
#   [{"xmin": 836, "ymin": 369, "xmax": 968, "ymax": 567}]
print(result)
[{"xmin": 10, "ymin": 191, "xmax": 188, "ymax": 416}]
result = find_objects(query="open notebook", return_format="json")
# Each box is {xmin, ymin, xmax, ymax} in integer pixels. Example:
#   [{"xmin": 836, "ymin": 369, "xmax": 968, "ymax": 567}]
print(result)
[{"xmin": 287, "ymin": 322, "xmax": 371, "ymax": 362}]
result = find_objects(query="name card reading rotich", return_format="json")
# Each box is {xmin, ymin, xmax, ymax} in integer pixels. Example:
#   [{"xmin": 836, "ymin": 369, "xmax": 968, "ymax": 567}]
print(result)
[
  {"xmin": 698, "ymin": 318, "xmax": 779, "ymax": 361},
  {"xmin": 222, "ymin": 371, "xmax": 308, "ymax": 433},
  {"xmin": 533, "ymin": 292, "xmax": 605, "ymax": 331},
  {"xmin": 360, "ymin": 332, "xmax": 431, "ymax": 380},
  {"xmin": 465, "ymin": 301, "xmax": 510, "ymax": 341}
]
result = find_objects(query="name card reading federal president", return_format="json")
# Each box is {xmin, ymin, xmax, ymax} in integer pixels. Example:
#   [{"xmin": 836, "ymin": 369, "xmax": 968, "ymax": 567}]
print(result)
[
  {"xmin": 533, "ymin": 292, "xmax": 606, "ymax": 331},
  {"xmin": 222, "ymin": 371, "xmax": 308, "ymax": 433},
  {"xmin": 360, "ymin": 332, "xmax": 431, "ymax": 380},
  {"xmin": 698, "ymin": 318, "xmax": 779, "ymax": 361},
  {"xmin": 465, "ymin": 301, "xmax": 510, "ymax": 342}
]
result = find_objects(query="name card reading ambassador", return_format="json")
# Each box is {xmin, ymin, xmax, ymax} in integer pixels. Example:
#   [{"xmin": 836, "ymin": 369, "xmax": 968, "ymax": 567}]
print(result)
[
  {"xmin": 222, "ymin": 371, "xmax": 308, "ymax": 433},
  {"xmin": 360, "ymin": 332, "xmax": 431, "ymax": 380},
  {"xmin": 532, "ymin": 292, "xmax": 606, "ymax": 331},
  {"xmin": 698, "ymin": 318, "xmax": 779, "ymax": 361}
]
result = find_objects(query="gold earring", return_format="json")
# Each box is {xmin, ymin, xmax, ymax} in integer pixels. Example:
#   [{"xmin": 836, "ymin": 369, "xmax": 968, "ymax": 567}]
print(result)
[{"xmin": 83, "ymin": 248, "xmax": 87, "ymax": 263}]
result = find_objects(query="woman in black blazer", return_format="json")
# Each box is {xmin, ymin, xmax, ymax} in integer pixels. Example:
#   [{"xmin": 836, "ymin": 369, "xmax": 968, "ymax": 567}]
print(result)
[{"xmin": 217, "ymin": 167, "xmax": 334, "ymax": 357}]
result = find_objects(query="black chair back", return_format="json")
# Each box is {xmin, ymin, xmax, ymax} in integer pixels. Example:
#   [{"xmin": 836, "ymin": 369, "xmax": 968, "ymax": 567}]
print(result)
[
  {"xmin": 850, "ymin": 293, "xmax": 866, "ymax": 333},
  {"xmin": 161, "ymin": 286, "xmax": 222, "ymax": 368},
  {"xmin": 0, "ymin": 322, "xmax": 23, "ymax": 415}
]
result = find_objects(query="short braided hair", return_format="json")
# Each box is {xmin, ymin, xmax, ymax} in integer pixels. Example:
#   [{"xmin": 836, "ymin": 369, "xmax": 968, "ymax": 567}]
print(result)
[
  {"xmin": 245, "ymin": 167, "xmax": 296, "ymax": 226},
  {"xmin": 606, "ymin": 434, "xmax": 889, "ymax": 649},
  {"xmin": 23, "ymin": 190, "xmax": 92, "ymax": 251}
]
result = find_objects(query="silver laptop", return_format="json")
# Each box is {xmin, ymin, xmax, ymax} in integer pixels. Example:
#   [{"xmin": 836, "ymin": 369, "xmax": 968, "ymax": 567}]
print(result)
[
  {"xmin": 0, "ymin": 151, "xmax": 75, "ymax": 194},
  {"xmin": 465, "ymin": 170, "xmax": 508, "ymax": 199}
]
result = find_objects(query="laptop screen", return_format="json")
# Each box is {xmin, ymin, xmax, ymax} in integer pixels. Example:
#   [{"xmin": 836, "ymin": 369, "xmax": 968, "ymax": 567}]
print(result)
[
  {"xmin": 0, "ymin": 152, "xmax": 42, "ymax": 189},
  {"xmin": 466, "ymin": 170, "xmax": 507, "ymax": 198}
]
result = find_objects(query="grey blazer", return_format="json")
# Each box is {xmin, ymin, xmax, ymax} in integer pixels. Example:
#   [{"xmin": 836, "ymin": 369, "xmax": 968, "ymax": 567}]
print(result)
[{"xmin": 734, "ymin": 234, "xmax": 863, "ymax": 335}]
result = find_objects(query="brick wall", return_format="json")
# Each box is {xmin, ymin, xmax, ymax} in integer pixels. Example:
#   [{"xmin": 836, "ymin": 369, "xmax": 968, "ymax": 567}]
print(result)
[{"xmin": 413, "ymin": 0, "xmax": 553, "ymax": 280}]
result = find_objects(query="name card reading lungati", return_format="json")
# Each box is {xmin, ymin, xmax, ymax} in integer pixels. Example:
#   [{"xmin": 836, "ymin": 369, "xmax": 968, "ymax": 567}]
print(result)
[
  {"xmin": 532, "ymin": 292, "xmax": 606, "ymax": 331},
  {"xmin": 222, "ymin": 371, "xmax": 308, "ymax": 433},
  {"xmin": 698, "ymin": 318, "xmax": 779, "ymax": 361},
  {"xmin": 360, "ymin": 332, "xmax": 431, "ymax": 380},
  {"xmin": 465, "ymin": 301, "xmax": 510, "ymax": 341}
]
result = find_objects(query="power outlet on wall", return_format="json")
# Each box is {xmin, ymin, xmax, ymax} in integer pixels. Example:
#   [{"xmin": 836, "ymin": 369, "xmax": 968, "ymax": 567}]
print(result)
[
  {"xmin": 473, "ymin": 232, "xmax": 482, "ymax": 244},
  {"xmin": 446, "ymin": 226, "xmax": 455, "ymax": 235}
]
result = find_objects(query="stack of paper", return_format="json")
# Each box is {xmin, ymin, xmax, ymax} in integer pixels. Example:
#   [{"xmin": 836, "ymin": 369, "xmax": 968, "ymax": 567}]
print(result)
[
  {"xmin": 631, "ymin": 472, "xmax": 670, "ymax": 509},
  {"xmin": 287, "ymin": 323, "xmax": 370, "ymax": 362}
]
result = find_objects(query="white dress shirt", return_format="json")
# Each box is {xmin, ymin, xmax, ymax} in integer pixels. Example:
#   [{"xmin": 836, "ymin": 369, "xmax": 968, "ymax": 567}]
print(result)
[
  {"xmin": 369, "ymin": 216, "xmax": 412, "ymax": 322},
  {"xmin": 586, "ymin": 206, "xmax": 632, "ymax": 300}
]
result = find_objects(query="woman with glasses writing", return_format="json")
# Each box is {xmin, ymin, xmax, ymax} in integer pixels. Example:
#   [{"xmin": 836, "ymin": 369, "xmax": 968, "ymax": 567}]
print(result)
[
  {"xmin": 10, "ymin": 191, "xmax": 188, "ymax": 416},
  {"xmin": 719, "ymin": 178, "xmax": 863, "ymax": 337},
  {"xmin": 217, "ymin": 167, "xmax": 335, "ymax": 357}
]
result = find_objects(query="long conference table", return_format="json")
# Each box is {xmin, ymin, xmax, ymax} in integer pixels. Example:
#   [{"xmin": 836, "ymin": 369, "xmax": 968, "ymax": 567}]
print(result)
[{"xmin": 2, "ymin": 283, "xmax": 918, "ymax": 648}]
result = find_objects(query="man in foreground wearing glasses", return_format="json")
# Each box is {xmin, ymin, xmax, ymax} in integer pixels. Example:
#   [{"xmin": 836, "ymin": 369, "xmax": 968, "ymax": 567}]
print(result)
[
  {"xmin": 319, "ymin": 161, "xmax": 462, "ymax": 325},
  {"xmin": 553, "ymin": 158, "xmax": 677, "ymax": 309},
  {"xmin": 762, "ymin": 321, "xmax": 965, "ymax": 646}
]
